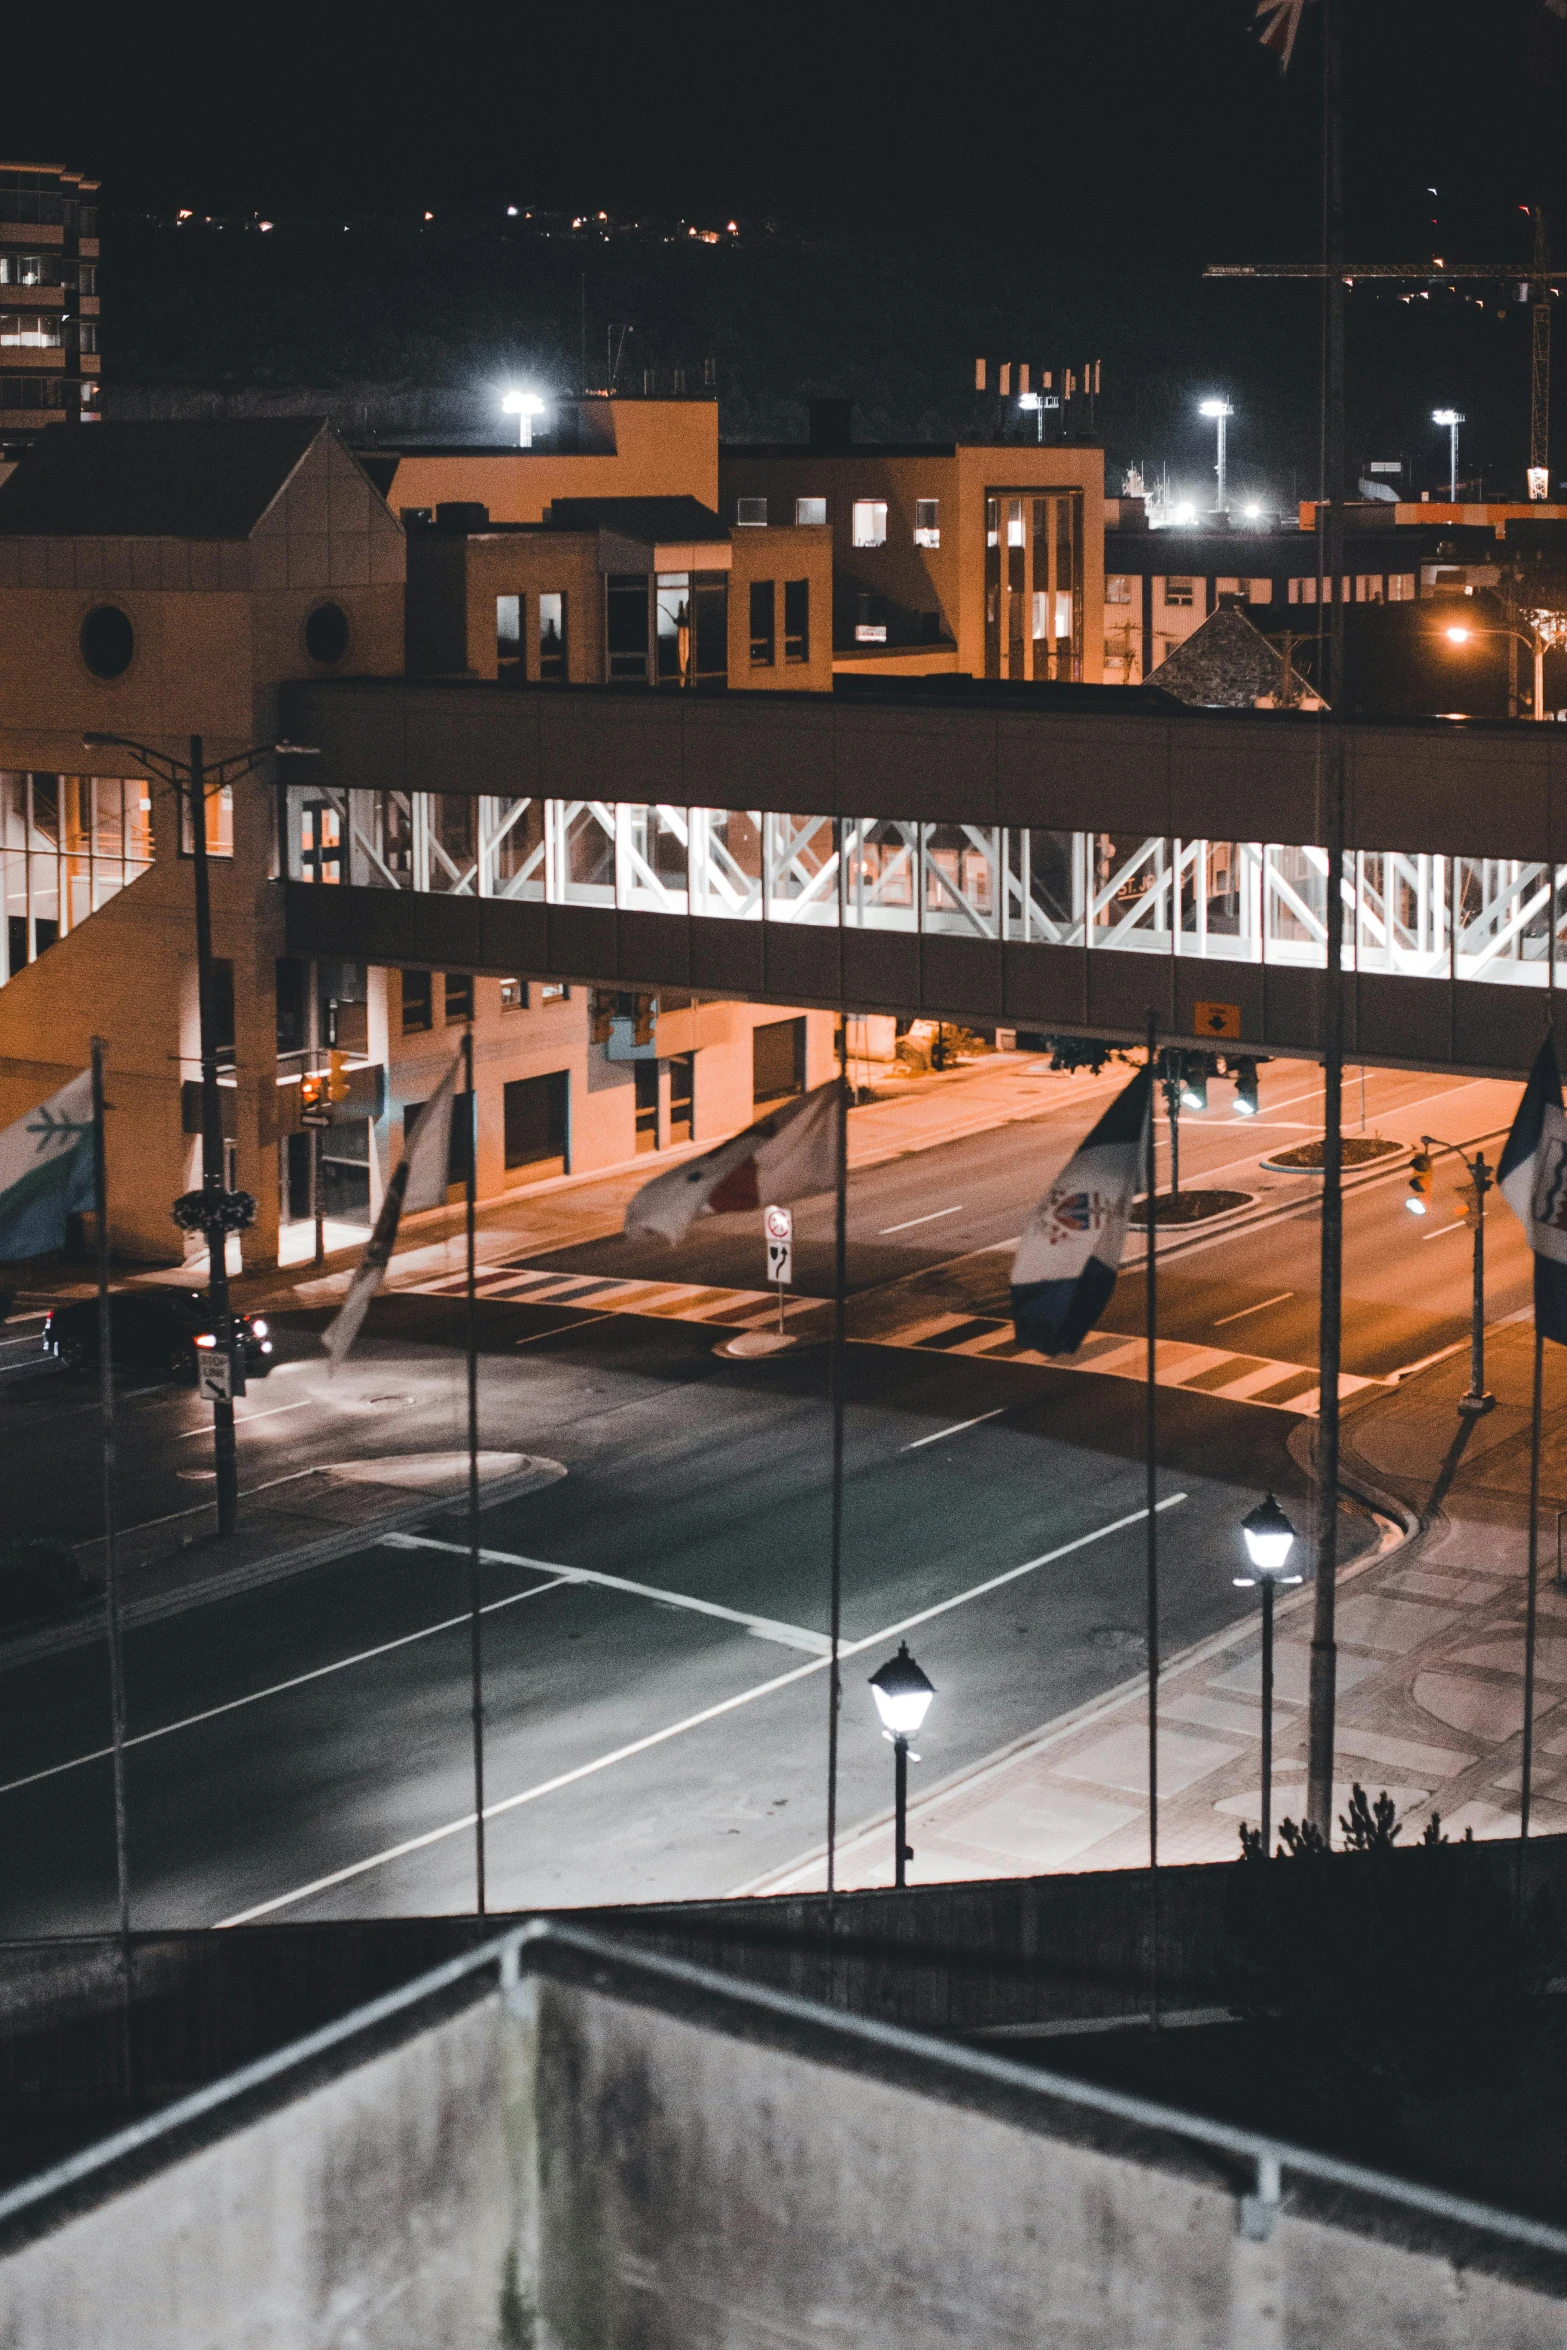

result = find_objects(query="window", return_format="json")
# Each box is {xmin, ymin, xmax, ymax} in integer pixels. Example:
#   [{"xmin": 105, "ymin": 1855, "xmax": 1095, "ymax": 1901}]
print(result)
[
  {"xmin": 749, "ymin": 579, "xmax": 776, "ymax": 666},
  {"xmin": 304, "ymin": 602, "xmax": 349, "ymax": 665},
  {"xmin": 298, "ymin": 800, "xmax": 341, "ymax": 882},
  {"xmin": 1163, "ymin": 579, "xmax": 1195, "ymax": 608},
  {"xmin": 669, "ymin": 1053, "xmax": 694, "ymax": 1145},
  {"xmin": 499, "ymin": 977, "xmax": 525, "ymax": 1011},
  {"xmin": 784, "ymin": 578, "xmax": 809, "ymax": 663},
  {"xmin": 539, "ymin": 980, "xmax": 569, "ymax": 1004},
  {"xmin": 77, "ymin": 322, "xmax": 97, "ymax": 354},
  {"xmin": 80, "ymin": 605, "xmax": 133, "ymax": 679},
  {"xmin": 795, "ymin": 496, "xmax": 826, "ymax": 527},
  {"xmin": 914, "ymin": 499, "xmax": 940, "ymax": 549},
  {"xmin": 444, "ymin": 972, "xmax": 474, "ymax": 1024},
  {"xmin": 0, "ymin": 313, "xmax": 61, "ymax": 347},
  {"xmin": 855, "ymin": 591, "xmax": 885, "ymax": 644},
  {"xmin": 497, "ymin": 593, "xmax": 522, "ymax": 681},
  {"xmin": 634, "ymin": 1058, "xmax": 659, "ymax": 1152},
  {"xmin": 851, "ymin": 500, "xmax": 887, "ymax": 548},
  {"xmin": 446, "ymin": 1092, "xmax": 474, "ymax": 1189},
  {"xmin": 1389, "ymin": 572, "xmax": 1416, "ymax": 602},
  {"xmin": 538, "ymin": 591, "xmax": 566, "ymax": 680},
  {"xmin": 606, "ymin": 574, "xmax": 649, "ymax": 680},
  {"xmin": 1106, "ymin": 574, "xmax": 1133, "ymax": 604},
  {"xmin": 78, "ymin": 265, "xmax": 96, "ymax": 296},
  {"xmin": 736, "ymin": 497, "xmax": 767, "ymax": 527},
  {"xmin": 401, "ymin": 970, "xmax": 432, "ymax": 1033},
  {"xmin": 1248, "ymin": 579, "xmax": 1273, "ymax": 605},
  {"xmin": 179, "ymin": 781, "xmax": 233, "ymax": 860},
  {"xmin": 0, "ymin": 256, "xmax": 46, "ymax": 286},
  {"xmin": 753, "ymin": 1016, "xmax": 806, "ymax": 1107},
  {"xmin": 504, "ymin": 1071, "xmax": 569, "ymax": 1174}
]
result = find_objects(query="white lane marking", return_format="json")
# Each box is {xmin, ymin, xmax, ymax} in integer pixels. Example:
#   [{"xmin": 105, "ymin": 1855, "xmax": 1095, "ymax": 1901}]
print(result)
[
  {"xmin": 1419, "ymin": 1219, "xmax": 1468, "ymax": 1242},
  {"xmin": 384, "ymin": 1534, "xmax": 830, "ymax": 1654},
  {"xmin": 176, "ymin": 1397, "xmax": 317, "ymax": 1439},
  {"xmin": 0, "ymin": 1574, "xmax": 575, "ymax": 1802},
  {"xmin": 1212, "ymin": 1292, "xmax": 1293, "ymax": 1328},
  {"xmin": 217, "ymin": 1494, "xmax": 1189, "ymax": 1926},
  {"xmin": 902, "ymin": 1409, "xmax": 1006, "ymax": 1451},
  {"xmin": 879, "ymin": 1206, "xmax": 965, "ymax": 1235}
]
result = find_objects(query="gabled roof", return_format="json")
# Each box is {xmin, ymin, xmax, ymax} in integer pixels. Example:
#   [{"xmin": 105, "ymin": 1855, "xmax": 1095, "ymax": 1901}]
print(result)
[
  {"xmin": 1152, "ymin": 604, "xmax": 1325, "ymax": 710},
  {"xmin": 545, "ymin": 495, "xmax": 729, "ymax": 542},
  {"xmin": 0, "ymin": 419, "xmax": 330, "ymax": 538}
]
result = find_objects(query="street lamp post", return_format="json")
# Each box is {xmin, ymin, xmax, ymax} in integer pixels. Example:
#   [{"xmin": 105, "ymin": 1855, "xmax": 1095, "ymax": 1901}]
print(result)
[
  {"xmin": 1441, "ymin": 617, "xmax": 1565, "ymax": 721},
  {"xmin": 1235, "ymin": 1494, "xmax": 1302, "ymax": 1854},
  {"xmin": 501, "ymin": 389, "xmax": 546, "ymax": 447},
  {"xmin": 868, "ymin": 1642, "xmax": 935, "ymax": 1888},
  {"xmin": 1200, "ymin": 398, "xmax": 1234, "ymax": 513},
  {"xmin": 1403, "ymin": 1133, "xmax": 1496, "ymax": 1414},
  {"xmin": 1432, "ymin": 409, "xmax": 1464, "ymax": 502},
  {"xmin": 84, "ymin": 732, "xmax": 318, "ymax": 1532}
]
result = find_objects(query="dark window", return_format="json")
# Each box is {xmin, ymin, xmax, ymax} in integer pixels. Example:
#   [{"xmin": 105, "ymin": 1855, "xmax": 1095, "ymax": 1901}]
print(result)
[
  {"xmin": 752, "ymin": 1017, "xmax": 806, "ymax": 1108},
  {"xmin": 497, "ymin": 594, "xmax": 522, "ymax": 681},
  {"xmin": 275, "ymin": 958, "xmax": 308, "ymax": 1055},
  {"xmin": 503, "ymin": 1071, "xmax": 569, "ymax": 1173},
  {"xmin": 401, "ymin": 970, "xmax": 433, "ymax": 1033},
  {"xmin": 784, "ymin": 579, "xmax": 810, "ymax": 664},
  {"xmin": 539, "ymin": 591, "xmax": 567, "ymax": 680},
  {"xmin": 447, "ymin": 1092, "xmax": 474, "ymax": 1188},
  {"xmin": 607, "ymin": 574, "xmax": 649, "ymax": 680},
  {"xmin": 749, "ymin": 579, "xmax": 776, "ymax": 667},
  {"xmin": 80, "ymin": 604, "xmax": 133, "ymax": 679},
  {"xmin": 693, "ymin": 576, "xmax": 727, "ymax": 685},
  {"xmin": 304, "ymin": 603, "xmax": 350, "ymax": 665},
  {"xmin": 634, "ymin": 1058, "xmax": 659, "ymax": 1152},
  {"xmin": 444, "ymin": 972, "xmax": 473, "ymax": 1025},
  {"xmin": 669, "ymin": 1053, "xmax": 694, "ymax": 1145},
  {"xmin": 322, "ymin": 1119, "xmax": 372, "ymax": 1218}
]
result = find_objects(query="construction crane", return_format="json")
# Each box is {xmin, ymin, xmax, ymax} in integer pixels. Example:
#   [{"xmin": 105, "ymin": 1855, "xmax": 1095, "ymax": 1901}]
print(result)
[{"xmin": 1206, "ymin": 208, "xmax": 1560, "ymax": 496}]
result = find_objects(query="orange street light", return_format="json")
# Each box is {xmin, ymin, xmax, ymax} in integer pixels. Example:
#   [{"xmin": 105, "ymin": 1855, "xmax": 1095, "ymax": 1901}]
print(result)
[{"xmin": 1435, "ymin": 618, "xmax": 1561, "ymax": 719}]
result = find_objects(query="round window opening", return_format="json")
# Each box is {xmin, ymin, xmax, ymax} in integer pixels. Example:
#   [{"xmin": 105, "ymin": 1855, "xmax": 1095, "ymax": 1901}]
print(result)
[
  {"xmin": 80, "ymin": 605, "xmax": 134, "ymax": 681},
  {"xmin": 304, "ymin": 602, "xmax": 350, "ymax": 666}
]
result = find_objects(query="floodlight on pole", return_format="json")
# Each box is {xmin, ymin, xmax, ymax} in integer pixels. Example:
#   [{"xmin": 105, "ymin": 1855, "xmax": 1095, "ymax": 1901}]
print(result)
[
  {"xmin": 1199, "ymin": 397, "xmax": 1234, "ymax": 512},
  {"xmin": 1432, "ymin": 409, "xmax": 1464, "ymax": 501},
  {"xmin": 502, "ymin": 389, "xmax": 547, "ymax": 447}
]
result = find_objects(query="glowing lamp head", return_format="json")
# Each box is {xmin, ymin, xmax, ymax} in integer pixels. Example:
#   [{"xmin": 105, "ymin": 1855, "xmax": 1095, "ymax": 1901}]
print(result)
[
  {"xmin": 1445, "ymin": 625, "xmax": 1471, "ymax": 643},
  {"xmin": 1243, "ymin": 502, "xmax": 1261, "ymax": 519},
  {"xmin": 1018, "ymin": 392, "xmax": 1041, "ymax": 411},
  {"xmin": 1432, "ymin": 408, "xmax": 1463, "ymax": 427},
  {"xmin": 869, "ymin": 1642, "xmax": 935, "ymax": 1736},
  {"xmin": 502, "ymin": 389, "xmax": 547, "ymax": 445},
  {"xmin": 1241, "ymin": 1493, "xmax": 1298, "ymax": 1576},
  {"xmin": 1200, "ymin": 398, "xmax": 1234, "ymax": 419}
]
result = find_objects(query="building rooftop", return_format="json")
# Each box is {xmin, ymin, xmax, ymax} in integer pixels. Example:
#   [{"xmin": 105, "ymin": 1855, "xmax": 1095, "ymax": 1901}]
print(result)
[
  {"xmin": 544, "ymin": 494, "xmax": 729, "ymax": 541},
  {"xmin": 0, "ymin": 419, "xmax": 329, "ymax": 539}
]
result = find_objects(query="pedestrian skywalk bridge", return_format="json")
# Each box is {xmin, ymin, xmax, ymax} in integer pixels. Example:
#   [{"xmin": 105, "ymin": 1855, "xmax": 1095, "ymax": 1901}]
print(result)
[{"xmin": 410, "ymin": 1261, "xmax": 1381, "ymax": 1415}]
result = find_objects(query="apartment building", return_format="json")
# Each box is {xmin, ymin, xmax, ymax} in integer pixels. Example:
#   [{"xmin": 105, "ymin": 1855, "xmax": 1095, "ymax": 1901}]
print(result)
[
  {"xmin": 0, "ymin": 162, "xmax": 100, "ymax": 446},
  {"xmin": 366, "ymin": 397, "xmax": 719, "ymax": 526},
  {"xmin": 0, "ymin": 419, "xmax": 833, "ymax": 1268},
  {"xmin": 719, "ymin": 403, "xmax": 1105, "ymax": 682}
]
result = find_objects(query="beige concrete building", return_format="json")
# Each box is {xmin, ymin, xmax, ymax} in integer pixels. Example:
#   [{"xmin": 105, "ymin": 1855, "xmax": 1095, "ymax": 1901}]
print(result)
[
  {"xmin": 0, "ymin": 420, "xmax": 833, "ymax": 1269},
  {"xmin": 0, "ymin": 161, "xmax": 100, "ymax": 444},
  {"xmin": 719, "ymin": 406, "xmax": 1105, "ymax": 682}
]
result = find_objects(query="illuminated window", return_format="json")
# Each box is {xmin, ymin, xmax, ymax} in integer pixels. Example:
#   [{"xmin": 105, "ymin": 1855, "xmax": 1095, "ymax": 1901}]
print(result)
[
  {"xmin": 1105, "ymin": 574, "xmax": 1134, "ymax": 604},
  {"xmin": 0, "ymin": 312, "xmax": 61, "ymax": 347},
  {"xmin": 914, "ymin": 499, "xmax": 940, "ymax": 548},
  {"xmin": 795, "ymin": 496, "xmax": 826, "ymax": 526},
  {"xmin": 736, "ymin": 497, "xmax": 767, "ymax": 526},
  {"xmin": 0, "ymin": 256, "xmax": 45, "ymax": 286},
  {"xmin": 851, "ymin": 500, "xmax": 887, "ymax": 548},
  {"xmin": 497, "ymin": 593, "xmax": 522, "ymax": 680},
  {"xmin": 538, "ymin": 591, "xmax": 567, "ymax": 680},
  {"xmin": 499, "ymin": 977, "xmax": 524, "ymax": 1011}
]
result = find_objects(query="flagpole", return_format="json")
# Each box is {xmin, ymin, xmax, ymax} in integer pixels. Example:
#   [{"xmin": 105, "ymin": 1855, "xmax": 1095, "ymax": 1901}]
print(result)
[
  {"xmin": 1522, "ymin": 1324, "xmax": 1545, "ymax": 1882},
  {"xmin": 90, "ymin": 1037, "xmax": 132, "ymax": 2092},
  {"xmin": 463, "ymin": 1024, "xmax": 486, "ymax": 1916},
  {"xmin": 1307, "ymin": 0, "xmax": 1347, "ymax": 1846},
  {"xmin": 825, "ymin": 885, "xmax": 849, "ymax": 1910},
  {"xmin": 1143, "ymin": 1008, "xmax": 1161, "ymax": 2030}
]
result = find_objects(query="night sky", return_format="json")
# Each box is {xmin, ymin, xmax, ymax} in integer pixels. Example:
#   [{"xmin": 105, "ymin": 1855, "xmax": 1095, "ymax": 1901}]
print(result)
[{"xmin": 6, "ymin": 2, "xmax": 1566, "ymax": 493}]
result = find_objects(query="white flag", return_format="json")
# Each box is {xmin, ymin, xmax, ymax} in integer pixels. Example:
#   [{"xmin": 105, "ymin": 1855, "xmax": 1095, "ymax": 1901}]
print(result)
[
  {"xmin": 324, "ymin": 1048, "xmax": 462, "ymax": 1365},
  {"xmin": 1010, "ymin": 1065, "xmax": 1152, "ymax": 1356},
  {"xmin": 624, "ymin": 1079, "xmax": 840, "ymax": 1246},
  {"xmin": 1255, "ymin": 0, "xmax": 1311, "ymax": 72}
]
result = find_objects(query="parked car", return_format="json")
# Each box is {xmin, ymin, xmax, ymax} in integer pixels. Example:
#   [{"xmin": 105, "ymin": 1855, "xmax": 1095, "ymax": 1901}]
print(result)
[{"xmin": 41, "ymin": 1292, "xmax": 274, "ymax": 1382}]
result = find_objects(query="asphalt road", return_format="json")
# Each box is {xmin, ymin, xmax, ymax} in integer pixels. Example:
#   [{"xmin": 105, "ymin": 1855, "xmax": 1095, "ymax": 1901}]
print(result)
[{"xmin": 0, "ymin": 1051, "xmax": 1523, "ymax": 1933}]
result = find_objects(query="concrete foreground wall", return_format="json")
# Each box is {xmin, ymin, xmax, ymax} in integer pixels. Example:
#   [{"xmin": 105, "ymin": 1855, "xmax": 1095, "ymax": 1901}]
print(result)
[{"xmin": 0, "ymin": 1937, "xmax": 1562, "ymax": 2348}]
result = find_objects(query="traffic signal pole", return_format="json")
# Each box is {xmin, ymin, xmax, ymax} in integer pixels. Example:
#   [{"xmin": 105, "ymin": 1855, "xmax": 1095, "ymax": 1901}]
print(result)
[{"xmin": 189, "ymin": 735, "xmax": 240, "ymax": 1537}]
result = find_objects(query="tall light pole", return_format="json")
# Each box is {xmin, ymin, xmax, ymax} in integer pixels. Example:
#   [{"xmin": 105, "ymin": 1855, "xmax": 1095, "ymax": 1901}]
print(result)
[
  {"xmin": 1235, "ymin": 1494, "xmax": 1302, "ymax": 1855},
  {"xmin": 84, "ymin": 733, "xmax": 318, "ymax": 1532},
  {"xmin": 868, "ymin": 1642, "xmax": 935, "ymax": 1889},
  {"xmin": 1200, "ymin": 397, "xmax": 1234, "ymax": 513},
  {"xmin": 1432, "ymin": 408, "xmax": 1464, "ymax": 502},
  {"xmin": 1441, "ymin": 617, "xmax": 1564, "ymax": 721}
]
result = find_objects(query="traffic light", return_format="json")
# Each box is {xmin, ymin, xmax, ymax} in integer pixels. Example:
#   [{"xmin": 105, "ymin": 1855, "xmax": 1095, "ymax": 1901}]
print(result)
[
  {"xmin": 300, "ymin": 1072, "xmax": 324, "ymax": 1111},
  {"xmin": 1178, "ymin": 1053, "xmax": 1209, "ymax": 1112},
  {"xmin": 1406, "ymin": 1149, "xmax": 1434, "ymax": 1215},
  {"xmin": 327, "ymin": 1049, "xmax": 350, "ymax": 1103},
  {"xmin": 1232, "ymin": 1058, "xmax": 1260, "ymax": 1118},
  {"xmin": 631, "ymin": 993, "xmax": 657, "ymax": 1048}
]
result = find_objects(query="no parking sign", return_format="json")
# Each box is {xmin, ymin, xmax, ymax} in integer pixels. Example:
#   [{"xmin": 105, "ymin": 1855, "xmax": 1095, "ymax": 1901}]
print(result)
[{"xmin": 765, "ymin": 1203, "xmax": 793, "ymax": 1287}]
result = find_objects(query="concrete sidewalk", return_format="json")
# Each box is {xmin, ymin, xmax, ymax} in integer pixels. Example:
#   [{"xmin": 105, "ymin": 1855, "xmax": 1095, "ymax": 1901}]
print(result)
[{"xmin": 746, "ymin": 1323, "xmax": 1567, "ymax": 1892}]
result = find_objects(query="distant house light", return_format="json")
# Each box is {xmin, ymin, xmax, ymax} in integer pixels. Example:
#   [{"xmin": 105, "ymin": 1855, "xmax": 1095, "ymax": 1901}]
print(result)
[
  {"xmin": 506, "ymin": 205, "xmax": 519, "ymax": 217},
  {"xmin": 258, "ymin": 220, "xmax": 274, "ymax": 233}
]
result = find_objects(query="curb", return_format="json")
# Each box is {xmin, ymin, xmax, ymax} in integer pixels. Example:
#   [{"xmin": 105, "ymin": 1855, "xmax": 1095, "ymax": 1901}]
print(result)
[{"xmin": 0, "ymin": 1458, "xmax": 567, "ymax": 1675}]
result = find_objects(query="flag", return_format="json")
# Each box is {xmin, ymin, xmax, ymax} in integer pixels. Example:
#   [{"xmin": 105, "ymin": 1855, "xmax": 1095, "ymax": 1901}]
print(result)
[
  {"xmin": 324, "ymin": 1049, "xmax": 461, "ymax": 1364},
  {"xmin": 1010, "ymin": 1065, "xmax": 1152, "ymax": 1356},
  {"xmin": 1499, "ymin": 1035, "xmax": 1567, "ymax": 1344},
  {"xmin": 624, "ymin": 1079, "xmax": 840, "ymax": 1246},
  {"xmin": 0, "ymin": 1072, "xmax": 94, "ymax": 1262},
  {"xmin": 1255, "ymin": 0, "xmax": 1311, "ymax": 72}
]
